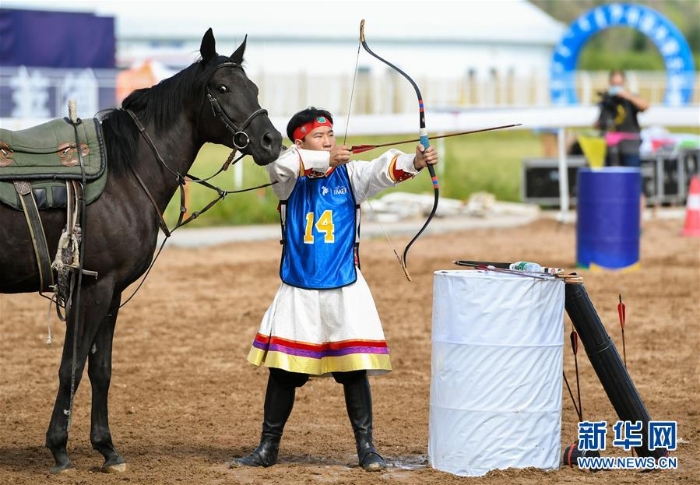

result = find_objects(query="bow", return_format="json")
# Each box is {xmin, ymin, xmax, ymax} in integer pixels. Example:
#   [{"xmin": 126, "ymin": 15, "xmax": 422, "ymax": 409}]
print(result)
[{"xmin": 359, "ymin": 19, "xmax": 438, "ymax": 281}]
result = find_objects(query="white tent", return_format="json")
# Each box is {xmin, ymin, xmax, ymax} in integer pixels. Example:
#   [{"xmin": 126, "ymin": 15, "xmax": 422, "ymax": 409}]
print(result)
[{"xmin": 6, "ymin": 1, "xmax": 566, "ymax": 76}]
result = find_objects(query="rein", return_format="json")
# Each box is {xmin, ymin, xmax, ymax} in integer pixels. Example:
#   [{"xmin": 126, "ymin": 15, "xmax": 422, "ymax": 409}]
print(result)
[
  {"xmin": 123, "ymin": 102, "xmax": 274, "ymax": 234},
  {"xmin": 119, "ymin": 106, "xmax": 274, "ymax": 308}
]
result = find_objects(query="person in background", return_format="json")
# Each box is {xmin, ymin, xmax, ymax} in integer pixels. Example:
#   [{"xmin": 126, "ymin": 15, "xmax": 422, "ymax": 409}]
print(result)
[
  {"xmin": 595, "ymin": 69, "xmax": 650, "ymax": 221},
  {"xmin": 596, "ymin": 69, "xmax": 649, "ymax": 166},
  {"xmin": 231, "ymin": 107, "xmax": 438, "ymax": 472}
]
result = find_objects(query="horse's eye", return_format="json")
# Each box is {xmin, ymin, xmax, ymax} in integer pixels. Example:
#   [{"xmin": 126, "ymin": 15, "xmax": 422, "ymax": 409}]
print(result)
[{"xmin": 217, "ymin": 85, "xmax": 229, "ymax": 94}]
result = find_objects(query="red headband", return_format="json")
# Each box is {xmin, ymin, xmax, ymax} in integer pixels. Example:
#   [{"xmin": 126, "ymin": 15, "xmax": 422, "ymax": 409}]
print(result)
[{"xmin": 293, "ymin": 116, "xmax": 333, "ymax": 142}]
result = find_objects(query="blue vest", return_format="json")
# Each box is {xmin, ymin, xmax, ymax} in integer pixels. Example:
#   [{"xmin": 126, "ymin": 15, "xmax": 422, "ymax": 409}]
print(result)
[{"xmin": 280, "ymin": 166, "xmax": 360, "ymax": 289}]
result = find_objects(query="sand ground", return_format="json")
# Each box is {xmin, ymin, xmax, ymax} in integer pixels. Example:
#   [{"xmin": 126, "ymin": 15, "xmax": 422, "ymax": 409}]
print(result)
[{"xmin": 1, "ymin": 216, "xmax": 698, "ymax": 484}]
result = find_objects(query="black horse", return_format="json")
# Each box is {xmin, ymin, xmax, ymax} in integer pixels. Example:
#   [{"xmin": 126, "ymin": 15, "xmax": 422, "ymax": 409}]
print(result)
[{"xmin": 0, "ymin": 29, "xmax": 281, "ymax": 473}]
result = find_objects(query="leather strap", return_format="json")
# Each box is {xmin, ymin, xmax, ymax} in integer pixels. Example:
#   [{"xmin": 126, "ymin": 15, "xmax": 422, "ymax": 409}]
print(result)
[
  {"xmin": 14, "ymin": 180, "xmax": 55, "ymax": 292},
  {"xmin": 127, "ymin": 163, "xmax": 171, "ymax": 238}
]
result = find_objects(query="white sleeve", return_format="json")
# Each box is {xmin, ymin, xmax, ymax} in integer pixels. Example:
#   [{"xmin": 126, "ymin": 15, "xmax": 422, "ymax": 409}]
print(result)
[
  {"xmin": 347, "ymin": 149, "xmax": 419, "ymax": 203},
  {"xmin": 265, "ymin": 147, "xmax": 331, "ymax": 199},
  {"xmin": 297, "ymin": 148, "xmax": 331, "ymax": 174}
]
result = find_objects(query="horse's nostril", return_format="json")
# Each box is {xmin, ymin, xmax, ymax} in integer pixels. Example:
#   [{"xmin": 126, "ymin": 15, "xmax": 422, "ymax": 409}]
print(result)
[{"xmin": 261, "ymin": 132, "xmax": 274, "ymax": 150}]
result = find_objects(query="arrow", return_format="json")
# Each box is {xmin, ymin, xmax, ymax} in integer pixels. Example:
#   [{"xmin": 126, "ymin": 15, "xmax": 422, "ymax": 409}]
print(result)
[
  {"xmin": 618, "ymin": 294, "xmax": 627, "ymax": 368},
  {"xmin": 349, "ymin": 123, "xmax": 521, "ymax": 154}
]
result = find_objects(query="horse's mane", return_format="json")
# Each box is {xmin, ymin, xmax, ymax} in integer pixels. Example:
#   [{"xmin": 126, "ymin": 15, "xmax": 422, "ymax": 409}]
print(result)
[{"xmin": 100, "ymin": 56, "xmax": 230, "ymax": 176}]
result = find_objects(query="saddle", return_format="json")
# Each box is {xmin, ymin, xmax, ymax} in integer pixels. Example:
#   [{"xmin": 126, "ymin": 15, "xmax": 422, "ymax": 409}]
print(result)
[
  {"xmin": 0, "ymin": 117, "xmax": 108, "ymax": 210},
  {"xmin": 0, "ymin": 117, "xmax": 107, "ymax": 294}
]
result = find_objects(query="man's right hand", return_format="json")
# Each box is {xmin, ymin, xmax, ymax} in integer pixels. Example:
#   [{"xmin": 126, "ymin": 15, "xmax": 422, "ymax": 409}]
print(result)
[{"xmin": 329, "ymin": 145, "xmax": 351, "ymax": 167}]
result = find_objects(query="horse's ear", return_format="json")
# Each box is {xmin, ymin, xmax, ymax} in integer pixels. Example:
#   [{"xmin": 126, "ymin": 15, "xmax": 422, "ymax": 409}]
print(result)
[
  {"xmin": 200, "ymin": 28, "xmax": 216, "ymax": 63},
  {"xmin": 231, "ymin": 35, "xmax": 247, "ymax": 64}
]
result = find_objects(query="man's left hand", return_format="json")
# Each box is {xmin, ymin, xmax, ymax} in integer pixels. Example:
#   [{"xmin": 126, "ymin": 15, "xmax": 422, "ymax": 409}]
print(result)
[{"xmin": 414, "ymin": 144, "xmax": 438, "ymax": 170}]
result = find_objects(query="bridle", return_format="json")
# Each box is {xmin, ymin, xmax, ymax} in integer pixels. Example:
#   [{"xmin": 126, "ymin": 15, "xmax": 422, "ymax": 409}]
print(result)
[
  {"xmin": 206, "ymin": 91, "xmax": 267, "ymax": 151},
  {"xmin": 203, "ymin": 61, "xmax": 269, "ymax": 151}
]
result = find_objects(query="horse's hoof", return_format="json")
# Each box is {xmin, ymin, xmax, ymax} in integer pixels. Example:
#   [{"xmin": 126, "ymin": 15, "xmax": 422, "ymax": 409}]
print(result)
[
  {"xmin": 360, "ymin": 452, "xmax": 387, "ymax": 472},
  {"xmin": 102, "ymin": 462, "xmax": 127, "ymax": 473},
  {"xmin": 50, "ymin": 463, "xmax": 75, "ymax": 474},
  {"xmin": 102, "ymin": 457, "xmax": 127, "ymax": 473}
]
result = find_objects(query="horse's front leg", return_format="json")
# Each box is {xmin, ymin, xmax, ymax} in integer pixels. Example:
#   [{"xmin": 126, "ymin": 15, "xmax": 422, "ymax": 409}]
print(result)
[
  {"xmin": 45, "ymin": 280, "xmax": 114, "ymax": 473},
  {"xmin": 88, "ymin": 293, "xmax": 126, "ymax": 472}
]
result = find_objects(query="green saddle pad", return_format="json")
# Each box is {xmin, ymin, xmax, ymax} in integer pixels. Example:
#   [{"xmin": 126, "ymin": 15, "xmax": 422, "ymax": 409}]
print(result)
[{"xmin": 0, "ymin": 117, "xmax": 108, "ymax": 210}]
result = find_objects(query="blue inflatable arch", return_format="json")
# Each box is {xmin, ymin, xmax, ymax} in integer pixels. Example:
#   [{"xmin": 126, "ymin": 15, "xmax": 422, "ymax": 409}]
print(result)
[{"xmin": 550, "ymin": 3, "xmax": 696, "ymax": 106}]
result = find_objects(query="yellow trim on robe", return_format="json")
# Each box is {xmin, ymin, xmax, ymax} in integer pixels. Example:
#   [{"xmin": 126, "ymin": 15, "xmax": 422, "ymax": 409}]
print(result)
[{"xmin": 247, "ymin": 347, "xmax": 392, "ymax": 376}]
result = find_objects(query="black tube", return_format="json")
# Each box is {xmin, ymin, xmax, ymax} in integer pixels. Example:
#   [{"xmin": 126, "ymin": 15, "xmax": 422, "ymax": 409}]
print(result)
[{"xmin": 564, "ymin": 283, "xmax": 666, "ymax": 459}]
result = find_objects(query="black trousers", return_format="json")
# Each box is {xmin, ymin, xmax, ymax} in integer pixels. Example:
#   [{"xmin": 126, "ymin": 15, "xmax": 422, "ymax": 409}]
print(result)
[{"xmin": 269, "ymin": 367, "xmax": 367, "ymax": 388}]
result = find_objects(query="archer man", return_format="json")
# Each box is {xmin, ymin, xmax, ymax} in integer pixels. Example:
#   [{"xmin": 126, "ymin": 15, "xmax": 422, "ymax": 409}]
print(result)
[{"xmin": 231, "ymin": 106, "xmax": 438, "ymax": 471}]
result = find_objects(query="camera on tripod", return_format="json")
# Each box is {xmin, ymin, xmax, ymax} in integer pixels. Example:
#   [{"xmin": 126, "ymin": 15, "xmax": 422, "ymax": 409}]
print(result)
[
  {"xmin": 597, "ymin": 90, "xmax": 618, "ymax": 110},
  {"xmin": 596, "ymin": 91, "xmax": 619, "ymax": 134}
]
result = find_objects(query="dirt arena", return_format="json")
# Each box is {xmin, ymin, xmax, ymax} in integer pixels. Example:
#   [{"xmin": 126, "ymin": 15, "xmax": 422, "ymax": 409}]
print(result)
[{"xmin": 1, "ymin": 216, "xmax": 698, "ymax": 484}]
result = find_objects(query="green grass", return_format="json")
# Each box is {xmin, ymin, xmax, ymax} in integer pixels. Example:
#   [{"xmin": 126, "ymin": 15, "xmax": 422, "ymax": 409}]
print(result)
[{"xmin": 165, "ymin": 126, "xmax": 698, "ymax": 227}]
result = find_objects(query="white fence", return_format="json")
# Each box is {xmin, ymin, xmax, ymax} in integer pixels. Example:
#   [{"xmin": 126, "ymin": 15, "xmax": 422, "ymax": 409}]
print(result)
[{"xmin": 1, "ymin": 66, "xmax": 697, "ymax": 121}]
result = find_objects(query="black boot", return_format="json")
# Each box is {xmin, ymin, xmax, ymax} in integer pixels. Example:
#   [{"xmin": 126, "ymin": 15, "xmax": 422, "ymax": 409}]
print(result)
[
  {"xmin": 231, "ymin": 371, "xmax": 298, "ymax": 467},
  {"xmin": 342, "ymin": 374, "xmax": 387, "ymax": 472}
]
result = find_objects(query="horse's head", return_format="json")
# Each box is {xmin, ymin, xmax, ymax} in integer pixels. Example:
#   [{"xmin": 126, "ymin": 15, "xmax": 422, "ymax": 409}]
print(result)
[{"xmin": 197, "ymin": 29, "xmax": 281, "ymax": 166}]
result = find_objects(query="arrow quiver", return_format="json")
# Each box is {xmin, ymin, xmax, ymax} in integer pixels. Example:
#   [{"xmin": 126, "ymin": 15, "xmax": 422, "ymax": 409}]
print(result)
[{"xmin": 564, "ymin": 282, "xmax": 667, "ymax": 459}]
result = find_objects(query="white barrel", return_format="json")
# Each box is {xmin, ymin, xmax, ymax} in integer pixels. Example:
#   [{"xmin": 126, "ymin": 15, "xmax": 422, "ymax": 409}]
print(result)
[{"xmin": 429, "ymin": 270, "xmax": 565, "ymax": 477}]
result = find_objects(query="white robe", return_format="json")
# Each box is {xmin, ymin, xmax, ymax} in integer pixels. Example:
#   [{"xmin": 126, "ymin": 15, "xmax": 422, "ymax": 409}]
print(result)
[{"xmin": 246, "ymin": 146, "xmax": 419, "ymax": 376}]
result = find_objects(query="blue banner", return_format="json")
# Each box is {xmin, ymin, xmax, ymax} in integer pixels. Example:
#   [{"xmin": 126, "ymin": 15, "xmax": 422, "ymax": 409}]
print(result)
[{"xmin": 0, "ymin": 8, "xmax": 115, "ymax": 68}]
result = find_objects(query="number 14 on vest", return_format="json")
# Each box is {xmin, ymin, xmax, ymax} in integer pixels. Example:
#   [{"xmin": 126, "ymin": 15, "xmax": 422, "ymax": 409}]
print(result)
[{"xmin": 304, "ymin": 210, "xmax": 335, "ymax": 243}]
